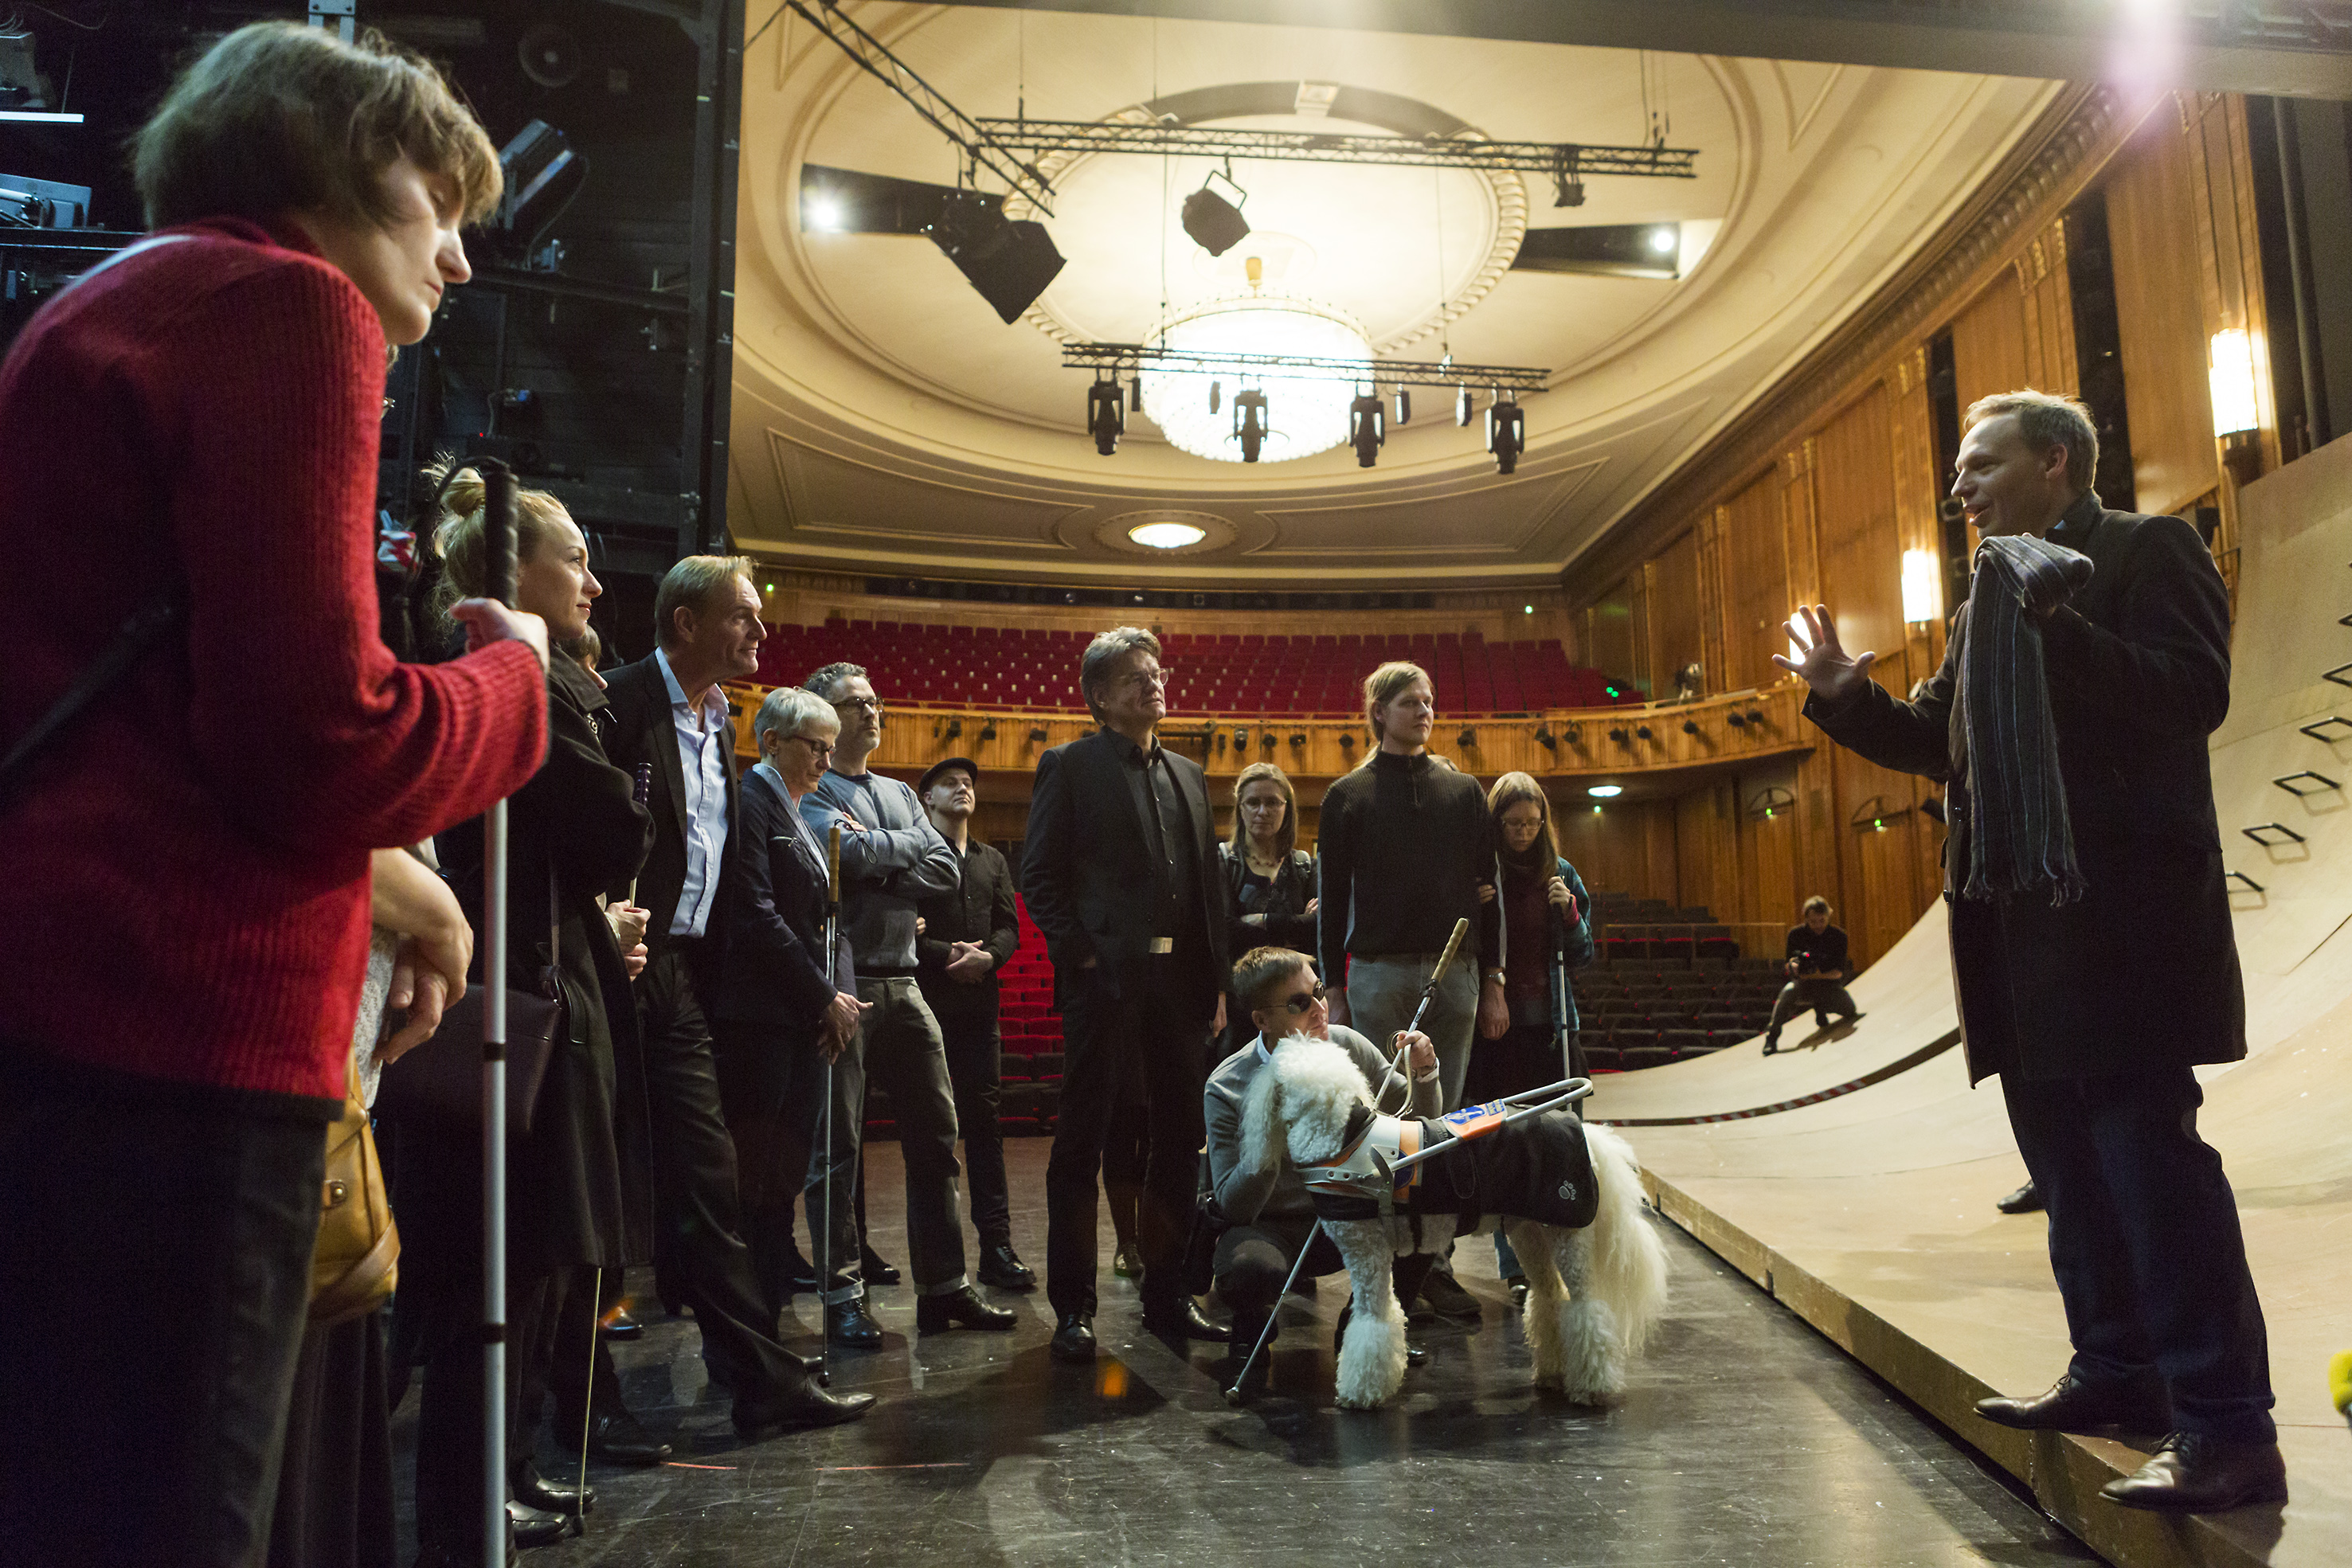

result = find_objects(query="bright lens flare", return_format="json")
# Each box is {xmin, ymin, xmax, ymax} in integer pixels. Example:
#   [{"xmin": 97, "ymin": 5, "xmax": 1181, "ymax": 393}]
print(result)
[{"xmin": 1129, "ymin": 521, "xmax": 1207, "ymax": 549}]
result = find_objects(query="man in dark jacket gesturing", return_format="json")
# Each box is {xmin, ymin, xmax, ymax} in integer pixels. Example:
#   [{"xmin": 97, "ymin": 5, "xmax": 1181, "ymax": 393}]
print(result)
[{"xmin": 1777, "ymin": 390, "xmax": 2279, "ymax": 1514}]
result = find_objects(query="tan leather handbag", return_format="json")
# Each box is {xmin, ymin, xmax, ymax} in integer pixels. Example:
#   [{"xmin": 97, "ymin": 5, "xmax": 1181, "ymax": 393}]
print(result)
[{"xmin": 309, "ymin": 1059, "xmax": 400, "ymax": 1325}]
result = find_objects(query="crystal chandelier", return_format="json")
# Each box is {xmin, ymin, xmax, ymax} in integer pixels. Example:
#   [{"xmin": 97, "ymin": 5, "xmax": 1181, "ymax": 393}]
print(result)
[{"xmin": 1139, "ymin": 297, "xmax": 1371, "ymax": 463}]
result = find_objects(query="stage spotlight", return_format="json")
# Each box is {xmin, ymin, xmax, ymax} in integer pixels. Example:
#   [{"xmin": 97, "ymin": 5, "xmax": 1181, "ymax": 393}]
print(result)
[
  {"xmin": 925, "ymin": 189, "xmax": 1066, "ymax": 324},
  {"xmin": 1128, "ymin": 376, "xmax": 1141, "ymax": 413},
  {"xmin": 1208, "ymin": 380, "xmax": 1222, "ymax": 416},
  {"xmin": 1486, "ymin": 393, "xmax": 1524, "ymax": 474},
  {"xmin": 804, "ymin": 191, "xmax": 843, "ymax": 232},
  {"xmin": 1087, "ymin": 377, "xmax": 1125, "ymax": 455},
  {"xmin": 1648, "ymin": 225, "xmax": 1677, "ymax": 254},
  {"xmin": 1455, "ymin": 385, "xmax": 1473, "ymax": 427},
  {"xmin": 1348, "ymin": 389, "xmax": 1385, "ymax": 467},
  {"xmin": 1394, "ymin": 388, "xmax": 1411, "ymax": 425},
  {"xmin": 1181, "ymin": 169, "xmax": 1251, "ymax": 256},
  {"xmin": 1234, "ymin": 388, "xmax": 1268, "ymax": 463}
]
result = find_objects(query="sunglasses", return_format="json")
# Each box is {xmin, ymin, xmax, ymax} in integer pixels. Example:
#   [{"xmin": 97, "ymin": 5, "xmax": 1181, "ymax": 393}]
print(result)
[{"xmin": 1271, "ymin": 983, "xmax": 1328, "ymax": 1016}]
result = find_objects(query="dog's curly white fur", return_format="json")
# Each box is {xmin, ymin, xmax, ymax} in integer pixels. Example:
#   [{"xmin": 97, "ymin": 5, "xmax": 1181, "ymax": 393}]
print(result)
[{"xmin": 1243, "ymin": 1034, "xmax": 1669, "ymax": 1410}]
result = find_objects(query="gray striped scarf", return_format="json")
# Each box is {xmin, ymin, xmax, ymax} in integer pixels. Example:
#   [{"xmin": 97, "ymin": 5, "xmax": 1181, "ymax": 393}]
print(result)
[{"xmin": 1956, "ymin": 532, "xmax": 2094, "ymax": 905}]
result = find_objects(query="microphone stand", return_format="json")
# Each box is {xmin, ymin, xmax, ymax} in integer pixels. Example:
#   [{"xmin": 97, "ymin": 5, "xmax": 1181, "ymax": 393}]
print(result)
[{"xmin": 477, "ymin": 459, "xmax": 519, "ymax": 1568}]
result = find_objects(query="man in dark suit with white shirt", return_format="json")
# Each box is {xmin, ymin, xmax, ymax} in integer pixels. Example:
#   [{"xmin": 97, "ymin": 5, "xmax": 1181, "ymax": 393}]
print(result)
[
  {"xmin": 1021, "ymin": 627, "xmax": 1231, "ymax": 1363},
  {"xmin": 600, "ymin": 556, "xmax": 870, "ymax": 1435}
]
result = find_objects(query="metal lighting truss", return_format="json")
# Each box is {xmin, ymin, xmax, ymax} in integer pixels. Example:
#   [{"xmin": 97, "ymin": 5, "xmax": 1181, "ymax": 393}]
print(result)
[
  {"xmin": 781, "ymin": 0, "xmax": 1059, "ymax": 213},
  {"xmin": 980, "ymin": 118, "xmax": 1697, "ymax": 200},
  {"xmin": 1064, "ymin": 342, "xmax": 1550, "ymax": 394}
]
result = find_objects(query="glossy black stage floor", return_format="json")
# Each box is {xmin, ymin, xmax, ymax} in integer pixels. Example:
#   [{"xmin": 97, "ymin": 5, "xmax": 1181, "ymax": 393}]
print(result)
[{"xmin": 393, "ymin": 1139, "xmax": 2102, "ymax": 1566}]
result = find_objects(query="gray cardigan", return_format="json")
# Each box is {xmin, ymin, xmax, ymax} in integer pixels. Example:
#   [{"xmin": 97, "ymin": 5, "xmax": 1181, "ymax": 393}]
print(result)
[{"xmin": 1203, "ymin": 1024, "xmax": 1442, "ymax": 1227}]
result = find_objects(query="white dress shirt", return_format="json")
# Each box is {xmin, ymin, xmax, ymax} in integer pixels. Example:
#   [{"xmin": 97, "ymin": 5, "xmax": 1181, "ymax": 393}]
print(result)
[{"xmin": 658, "ymin": 647, "xmax": 733, "ymax": 938}]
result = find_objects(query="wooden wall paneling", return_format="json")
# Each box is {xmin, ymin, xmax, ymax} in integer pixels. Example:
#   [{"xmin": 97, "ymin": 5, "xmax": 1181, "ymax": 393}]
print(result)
[
  {"xmin": 1951, "ymin": 266, "xmax": 2033, "ymax": 412},
  {"xmin": 2182, "ymin": 90, "xmax": 2281, "ymax": 595},
  {"xmin": 2106, "ymin": 105, "xmax": 2222, "ymax": 518},
  {"xmin": 1646, "ymin": 530, "xmax": 1705, "ymax": 698},
  {"xmin": 1587, "ymin": 576, "xmax": 1639, "ymax": 689},
  {"xmin": 2018, "ymin": 218, "xmax": 2081, "ymax": 394},
  {"xmin": 1719, "ymin": 471, "xmax": 1789, "ymax": 693},
  {"xmin": 1779, "ymin": 441, "xmax": 1822, "ymax": 612},
  {"xmin": 1629, "ymin": 564, "xmax": 1655, "ymax": 698},
  {"xmin": 1696, "ymin": 505, "xmax": 1731, "ymax": 695},
  {"xmin": 1736, "ymin": 761, "xmax": 1803, "ymax": 938},
  {"xmin": 1813, "ymin": 387, "xmax": 1904, "ymax": 671},
  {"xmin": 1888, "ymin": 350, "xmax": 1950, "ymax": 674}
]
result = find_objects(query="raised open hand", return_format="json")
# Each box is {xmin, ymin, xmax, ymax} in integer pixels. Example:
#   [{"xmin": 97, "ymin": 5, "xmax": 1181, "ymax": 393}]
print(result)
[{"xmin": 1771, "ymin": 604, "xmax": 1875, "ymax": 707}]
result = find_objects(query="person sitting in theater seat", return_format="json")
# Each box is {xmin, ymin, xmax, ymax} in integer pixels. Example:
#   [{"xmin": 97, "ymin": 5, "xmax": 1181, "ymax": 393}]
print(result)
[
  {"xmin": 1761, "ymin": 897, "xmax": 1862, "ymax": 1054},
  {"xmin": 914, "ymin": 755, "xmax": 1036, "ymax": 1292}
]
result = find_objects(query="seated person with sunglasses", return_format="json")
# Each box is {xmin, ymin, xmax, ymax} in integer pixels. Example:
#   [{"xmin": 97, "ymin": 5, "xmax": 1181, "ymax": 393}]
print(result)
[{"xmin": 1202, "ymin": 948, "xmax": 1442, "ymax": 1388}]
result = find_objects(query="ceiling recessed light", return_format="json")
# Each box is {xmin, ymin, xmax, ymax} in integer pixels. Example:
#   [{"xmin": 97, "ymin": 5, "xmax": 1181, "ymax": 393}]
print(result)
[
  {"xmin": 806, "ymin": 193, "xmax": 843, "ymax": 231},
  {"xmin": 1129, "ymin": 521, "xmax": 1207, "ymax": 550},
  {"xmin": 1648, "ymin": 226, "xmax": 1677, "ymax": 254},
  {"xmin": 1587, "ymin": 784, "xmax": 1623, "ymax": 798}
]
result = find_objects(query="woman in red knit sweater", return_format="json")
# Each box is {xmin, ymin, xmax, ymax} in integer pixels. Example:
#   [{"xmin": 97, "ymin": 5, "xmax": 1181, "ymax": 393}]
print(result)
[{"xmin": 0, "ymin": 25, "xmax": 549, "ymax": 1567}]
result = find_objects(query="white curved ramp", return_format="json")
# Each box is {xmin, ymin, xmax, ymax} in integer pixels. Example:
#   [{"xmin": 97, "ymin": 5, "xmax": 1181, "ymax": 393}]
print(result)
[{"xmin": 1599, "ymin": 440, "xmax": 2352, "ymax": 1568}]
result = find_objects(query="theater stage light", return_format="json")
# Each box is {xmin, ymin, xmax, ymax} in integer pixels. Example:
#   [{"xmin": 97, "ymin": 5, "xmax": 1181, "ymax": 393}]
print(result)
[
  {"xmin": 925, "ymin": 189, "xmax": 1066, "ymax": 324},
  {"xmin": 1181, "ymin": 170, "xmax": 1251, "ymax": 256}
]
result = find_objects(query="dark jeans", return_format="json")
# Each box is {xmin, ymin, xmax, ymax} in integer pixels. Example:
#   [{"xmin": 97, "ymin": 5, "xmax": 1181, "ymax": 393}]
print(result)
[
  {"xmin": 804, "ymin": 978, "xmax": 965, "ymax": 1300},
  {"xmin": 638, "ymin": 943, "xmax": 817, "ymax": 1398},
  {"xmin": 1765, "ymin": 979, "xmax": 1859, "ymax": 1038},
  {"xmin": 1046, "ymin": 958, "xmax": 1213, "ymax": 1317},
  {"xmin": 931, "ymin": 995, "xmax": 1012, "ymax": 1244},
  {"xmin": 0, "ymin": 1057, "xmax": 329, "ymax": 1568},
  {"xmin": 2000, "ymin": 1066, "xmax": 2275, "ymax": 1444},
  {"xmin": 1214, "ymin": 1218, "xmax": 1343, "ymax": 1322}
]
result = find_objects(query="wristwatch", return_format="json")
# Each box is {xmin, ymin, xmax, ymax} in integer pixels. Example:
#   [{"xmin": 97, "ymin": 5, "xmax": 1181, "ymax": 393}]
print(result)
[{"xmin": 1483, "ymin": 968, "xmax": 1506, "ymax": 986}]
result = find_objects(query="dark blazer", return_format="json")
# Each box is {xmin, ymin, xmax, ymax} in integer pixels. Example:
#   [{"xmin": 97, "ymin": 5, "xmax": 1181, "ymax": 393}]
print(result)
[
  {"xmin": 713, "ymin": 765, "xmax": 855, "ymax": 1030},
  {"xmin": 1019, "ymin": 726, "xmax": 1229, "ymax": 1018},
  {"xmin": 1806, "ymin": 493, "xmax": 2243, "ymax": 1082},
  {"xmin": 600, "ymin": 650, "xmax": 741, "ymax": 941},
  {"xmin": 408, "ymin": 655, "xmax": 656, "ymax": 1273},
  {"xmin": 915, "ymin": 836, "xmax": 1019, "ymax": 1024}
]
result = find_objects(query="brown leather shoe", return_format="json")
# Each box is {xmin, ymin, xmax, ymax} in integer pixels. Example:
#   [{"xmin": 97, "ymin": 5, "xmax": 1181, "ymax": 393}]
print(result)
[
  {"xmin": 2100, "ymin": 1433, "xmax": 2287, "ymax": 1512},
  {"xmin": 1974, "ymin": 1373, "xmax": 2170, "ymax": 1433}
]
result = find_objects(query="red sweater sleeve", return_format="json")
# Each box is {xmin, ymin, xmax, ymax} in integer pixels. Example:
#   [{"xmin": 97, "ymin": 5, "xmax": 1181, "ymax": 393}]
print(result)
[{"xmin": 152, "ymin": 258, "xmax": 546, "ymax": 850}]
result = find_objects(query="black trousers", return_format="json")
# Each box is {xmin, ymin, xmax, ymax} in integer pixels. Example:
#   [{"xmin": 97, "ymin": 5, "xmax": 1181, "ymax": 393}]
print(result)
[
  {"xmin": 1046, "ymin": 958, "xmax": 1212, "ymax": 1317},
  {"xmin": 0, "ymin": 1054, "xmax": 327, "ymax": 1568},
  {"xmin": 2000, "ymin": 1065, "xmax": 2275, "ymax": 1444},
  {"xmin": 412, "ymin": 1266, "xmax": 565, "ymax": 1550},
  {"xmin": 637, "ymin": 943, "xmax": 816, "ymax": 1398},
  {"xmin": 267, "ymin": 1312, "xmax": 395, "ymax": 1568},
  {"xmin": 1766, "ymin": 979, "xmax": 1859, "ymax": 1038},
  {"xmin": 549, "ymin": 1265, "xmax": 628, "ymax": 1436},
  {"xmin": 1214, "ymin": 1218, "xmax": 1343, "ymax": 1324},
  {"xmin": 932, "ymin": 995, "xmax": 1012, "ymax": 1245}
]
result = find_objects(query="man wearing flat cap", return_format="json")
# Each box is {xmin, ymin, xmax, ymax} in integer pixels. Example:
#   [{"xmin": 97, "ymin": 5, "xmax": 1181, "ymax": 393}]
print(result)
[{"xmin": 914, "ymin": 757, "xmax": 1033, "ymax": 1291}]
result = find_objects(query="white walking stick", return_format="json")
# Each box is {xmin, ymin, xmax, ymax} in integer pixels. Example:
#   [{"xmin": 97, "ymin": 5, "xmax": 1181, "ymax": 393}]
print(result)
[
  {"xmin": 818, "ymin": 822, "xmax": 843, "ymax": 1386},
  {"xmin": 479, "ymin": 460, "xmax": 519, "ymax": 1566}
]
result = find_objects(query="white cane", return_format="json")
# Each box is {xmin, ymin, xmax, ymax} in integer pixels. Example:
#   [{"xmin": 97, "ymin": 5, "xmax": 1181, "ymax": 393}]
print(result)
[
  {"xmin": 479, "ymin": 460, "xmax": 519, "ymax": 1567},
  {"xmin": 819, "ymin": 822, "xmax": 843, "ymax": 1387}
]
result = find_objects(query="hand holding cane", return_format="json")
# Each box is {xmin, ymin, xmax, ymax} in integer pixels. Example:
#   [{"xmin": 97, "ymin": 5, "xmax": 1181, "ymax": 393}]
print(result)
[{"xmin": 818, "ymin": 822, "xmax": 843, "ymax": 1386}]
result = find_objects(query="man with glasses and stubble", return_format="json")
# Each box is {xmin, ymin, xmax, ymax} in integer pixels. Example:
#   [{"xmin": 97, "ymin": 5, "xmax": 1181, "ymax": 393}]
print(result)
[{"xmin": 797, "ymin": 663, "xmax": 1015, "ymax": 1347}]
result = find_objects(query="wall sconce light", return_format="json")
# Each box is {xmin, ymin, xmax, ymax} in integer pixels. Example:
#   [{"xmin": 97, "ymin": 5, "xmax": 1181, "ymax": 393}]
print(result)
[
  {"xmin": 2208, "ymin": 327, "xmax": 2259, "ymax": 440},
  {"xmin": 1233, "ymin": 727, "xmax": 1248, "ymax": 749},
  {"xmin": 1747, "ymin": 784, "xmax": 1795, "ymax": 822},
  {"xmin": 1900, "ymin": 548, "xmax": 1939, "ymax": 624},
  {"xmin": 1288, "ymin": 732, "xmax": 1306, "ymax": 747}
]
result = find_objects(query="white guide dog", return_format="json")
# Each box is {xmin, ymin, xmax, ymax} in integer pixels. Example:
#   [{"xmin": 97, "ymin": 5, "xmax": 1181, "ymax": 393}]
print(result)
[{"xmin": 1240, "ymin": 1034, "xmax": 1670, "ymax": 1410}]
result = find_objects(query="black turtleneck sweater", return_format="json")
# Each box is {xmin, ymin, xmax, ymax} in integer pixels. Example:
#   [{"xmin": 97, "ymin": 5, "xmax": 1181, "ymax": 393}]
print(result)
[{"xmin": 1317, "ymin": 750, "xmax": 1502, "ymax": 980}]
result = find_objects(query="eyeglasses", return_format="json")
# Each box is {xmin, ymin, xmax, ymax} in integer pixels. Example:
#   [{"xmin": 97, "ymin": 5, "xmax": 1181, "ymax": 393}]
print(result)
[
  {"xmin": 1272, "ymin": 983, "xmax": 1328, "ymax": 1016},
  {"xmin": 1117, "ymin": 669, "xmax": 1168, "ymax": 691},
  {"xmin": 832, "ymin": 695, "xmax": 885, "ymax": 715},
  {"xmin": 784, "ymin": 734, "xmax": 835, "ymax": 757}
]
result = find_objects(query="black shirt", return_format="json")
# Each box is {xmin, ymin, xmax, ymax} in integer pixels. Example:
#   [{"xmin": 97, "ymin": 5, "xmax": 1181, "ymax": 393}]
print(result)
[
  {"xmin": 914, "ymin": 835, "xmax": 1019, "ymax": 1017},
  {"xmin": 1784, "ymin": 923, "xmax": 1851, "ymax": 980},
  {"xmin": 1317, "ymin": 750, "xmax": 1502, "ymax": 977},
  {"xmin": 1107, "ymin": 730, "xmax": 1205, "ymax": 944}
]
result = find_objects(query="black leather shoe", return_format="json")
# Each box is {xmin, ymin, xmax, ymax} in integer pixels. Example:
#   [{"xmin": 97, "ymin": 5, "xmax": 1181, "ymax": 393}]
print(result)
[
  {"xmin": 1142, "ymin": 1298, "xmax": 1231, "ymax": 1343},
  {"xmin": 1975, "ymin": 1373, "xmax": 2172, "ymax": 1433},
  {"xmin": 514, "ymin": 1463, "xmax": 594, "ymax": 1516},
  {"xmin": 1050, "ymin": 1312, "xmax": 1096, "ymax": 1363},
  {"xmin": 1760, "ymin": 1038, "xmax": 1780, "ymax": 1056},
  {"xmin": 862, "ymin": 1247, "xmax": 902, "ymax": 1286},
  {"xmin": 1407, "ymin": 1341, "xmax": 1428, "ymax": 1367},
  {"xmin": 599, "ymin": 1305, "xmax": 643, "ymax": 1341},
  {"xmin": 976, "ymin": 1241, "xmax": 1036, "ymax": 1291},
  {"xmin": 1111, "ymin": 1244, "xmax": 1143, "ymax": 1280},
  {"xmin": 827, "ymin": 1297, "xmax": 884, "ymax": 1348},
  {"xmin": 1994, "ymin": 1180, "xmax": 2044, "ymax": 1214},
  {"xmin": 1419, "ymin": 1269, "xmax": 1483, "ymax": 1320},
  {"xmin": 506, "ymin": 1498, "xmax": 577, "ymax": 1547},
  {"xmin": 2100, "ymin": 1433, "xmax": 2287, "ymax": 1511},
  {"xmin": 917, "ymin": 1285, "xmax": 1018, "ymax": 1332},
  {"xmin": 733, "ymin": 1378, "xmax": 875, "ymax": 1437},
  {"xmin": 582, "ymin": 1409, "xmax": 671, "ymax": 1465}
]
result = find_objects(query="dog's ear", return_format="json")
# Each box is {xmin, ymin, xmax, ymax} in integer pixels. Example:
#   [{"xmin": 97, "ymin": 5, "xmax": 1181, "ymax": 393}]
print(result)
[{"xmin": 1239, "ymin": 1047, "xmax": 1286, "ymax": 1175}]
